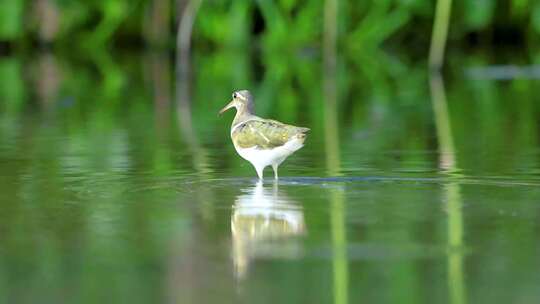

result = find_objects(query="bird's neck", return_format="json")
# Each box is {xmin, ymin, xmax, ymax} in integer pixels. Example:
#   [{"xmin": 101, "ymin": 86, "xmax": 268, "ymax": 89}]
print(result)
[{"xmin": 232, "ymin": 106, "xmax": 253, "ymax": 127}]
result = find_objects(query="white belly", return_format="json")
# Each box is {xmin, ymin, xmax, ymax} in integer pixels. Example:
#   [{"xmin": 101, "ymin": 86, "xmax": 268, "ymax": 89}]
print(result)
[{"xmin": 234, "ymin": 137, "xmax": 304, "ymax": 169}]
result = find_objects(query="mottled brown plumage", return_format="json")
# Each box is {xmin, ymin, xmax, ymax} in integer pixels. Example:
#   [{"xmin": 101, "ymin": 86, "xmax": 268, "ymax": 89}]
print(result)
[{"xmin": 232, "ymin": 118, "xmax": 310, "ymax": 149}]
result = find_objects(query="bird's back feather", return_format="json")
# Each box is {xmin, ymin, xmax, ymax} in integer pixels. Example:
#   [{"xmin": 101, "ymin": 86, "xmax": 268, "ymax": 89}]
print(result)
[{"xmin": 232, "ymin": 117, "xmax": 309, "ymax": 149}]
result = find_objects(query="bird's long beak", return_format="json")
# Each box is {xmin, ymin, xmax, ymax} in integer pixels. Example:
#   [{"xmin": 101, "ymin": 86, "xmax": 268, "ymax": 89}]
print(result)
[{"xmin": 219, "ymin": 100, "xmax": 235, "ymax": 115}]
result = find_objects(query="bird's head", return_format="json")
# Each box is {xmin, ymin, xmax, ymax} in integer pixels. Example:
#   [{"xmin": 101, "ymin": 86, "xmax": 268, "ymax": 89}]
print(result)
[{"xmin": 219, "ymin": 90, "xmax": 254, "ymax": 115}]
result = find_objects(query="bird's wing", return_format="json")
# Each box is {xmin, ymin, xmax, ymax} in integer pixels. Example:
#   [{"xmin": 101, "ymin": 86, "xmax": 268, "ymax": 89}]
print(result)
[{"xmin": 232, "ymin": 118, "xmax": 309, "ymax": 149}]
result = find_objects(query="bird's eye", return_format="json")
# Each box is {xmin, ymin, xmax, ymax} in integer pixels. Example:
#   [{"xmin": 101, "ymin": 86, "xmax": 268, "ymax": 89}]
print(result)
[{"xmin": 233, "ymin": 93, "xmax": 237, "ymax": 99}]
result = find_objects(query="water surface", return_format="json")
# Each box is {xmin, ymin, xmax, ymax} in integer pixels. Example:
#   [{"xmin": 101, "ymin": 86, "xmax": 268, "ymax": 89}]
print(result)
[{"xmin": 0, "ymin": 51, "xmax": 539, "ymax": 303}]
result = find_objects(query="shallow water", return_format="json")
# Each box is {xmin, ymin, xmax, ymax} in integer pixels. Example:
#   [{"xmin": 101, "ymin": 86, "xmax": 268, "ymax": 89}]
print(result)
[{"xmin": 0, "ymin": 51, "xmax": 540, "ymax": 303}]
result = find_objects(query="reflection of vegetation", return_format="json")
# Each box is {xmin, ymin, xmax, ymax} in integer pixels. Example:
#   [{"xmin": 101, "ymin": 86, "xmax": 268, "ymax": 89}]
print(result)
[
  {"xmin": 0, "ymin": 58, "xmax": 25, "ymax": 113},
  {"xmin": 330, "ymin": 189, "xmax": 348, "ymax": 304},
  {"xmin": 447, "ymin": 182, "xmax": 465, "ymax": 304}
]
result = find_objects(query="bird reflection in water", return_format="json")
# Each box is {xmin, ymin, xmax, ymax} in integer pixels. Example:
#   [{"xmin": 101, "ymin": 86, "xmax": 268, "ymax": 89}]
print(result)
[{"xmin": 231, "ymin": 181, "xmax": 306, "ymax": 279}]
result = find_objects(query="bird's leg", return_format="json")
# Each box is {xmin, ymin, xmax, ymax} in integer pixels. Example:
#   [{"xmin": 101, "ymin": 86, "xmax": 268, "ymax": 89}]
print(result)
[
  {"xmin": 272, "ymin": 164, "xmax": 279, "ymax": 180},
  {"xmin": 255, "ymin": 165, "xmax": 264, "ymax": 180}
]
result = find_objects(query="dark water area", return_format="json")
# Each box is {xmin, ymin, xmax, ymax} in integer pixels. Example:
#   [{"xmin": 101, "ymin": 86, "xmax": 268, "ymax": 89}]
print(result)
[{"xmin": 1, "ymin": 49, "xmax": 540, "ymax": 303}]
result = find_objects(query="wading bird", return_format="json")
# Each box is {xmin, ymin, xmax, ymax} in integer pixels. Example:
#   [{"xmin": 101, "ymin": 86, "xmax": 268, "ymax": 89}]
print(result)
[{"xmin": 219, "ymin": 90, "xmax": 310, "ymax": 180}]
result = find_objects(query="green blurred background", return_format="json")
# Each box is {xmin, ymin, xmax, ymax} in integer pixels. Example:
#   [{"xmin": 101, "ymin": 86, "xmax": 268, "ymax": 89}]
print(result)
[{"xmin": 1, "ymin": 0, "xmax": 540, "ymax": 50}]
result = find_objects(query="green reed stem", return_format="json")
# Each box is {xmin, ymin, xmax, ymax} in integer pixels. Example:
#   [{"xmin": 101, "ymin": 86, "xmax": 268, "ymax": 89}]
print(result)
[{"xmin": 429, "ymin": 0, "xmax": 452, "ymax": 69}]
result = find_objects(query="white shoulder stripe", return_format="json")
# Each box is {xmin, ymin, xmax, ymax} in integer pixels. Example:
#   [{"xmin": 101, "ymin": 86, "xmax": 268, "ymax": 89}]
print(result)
[{"xmin": 231, "ymin": 118, "xmax": 259, "ymax": 134}]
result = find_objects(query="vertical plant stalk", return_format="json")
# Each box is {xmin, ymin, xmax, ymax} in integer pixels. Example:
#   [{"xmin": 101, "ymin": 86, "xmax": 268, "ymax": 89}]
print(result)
[
  {"xmin": 36, "ymin": 0, "xmax": 59, "ymax": 43},
  {"xmin": 149, "ymin": 52, "xmax": 171, "ymax": 132},
  {"xmin": 429, "ymin": 0, "xmax": 452, "ymax": 69},
  {"xmin": 36, "ymin": 54, "xmax": 60, "ymax": 109},
  {"xmin": 170, "ymin": 7, "xmax": 214, "ymax": 299},
  {"xmin": 324, "ymin": 0, "xmax": 338, "ymax": 71},
  {"xmin": 324, "ymin": 1, "xmax": 348, "ymax": 303},
  {"xmin": 176, "ymin": 0, "xmax": 202, "ymax": 86},
  {"xmin": 430, "ymin": 72, "xmax": 455, "ymax": 168},
  {"xmin": 144, "ymin": 0, "xmax": 170, "ymax": 46},
  {"xmin": 430, "ymin": 72, "xmax": 466, "ymax": 304},
  {"xmin": 324, "ymin": 0, "xmax": 340, "ymax": 174},
  {"xmin": 175, "ymin": 0, "xmax": 210, "ymax": 176}
]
